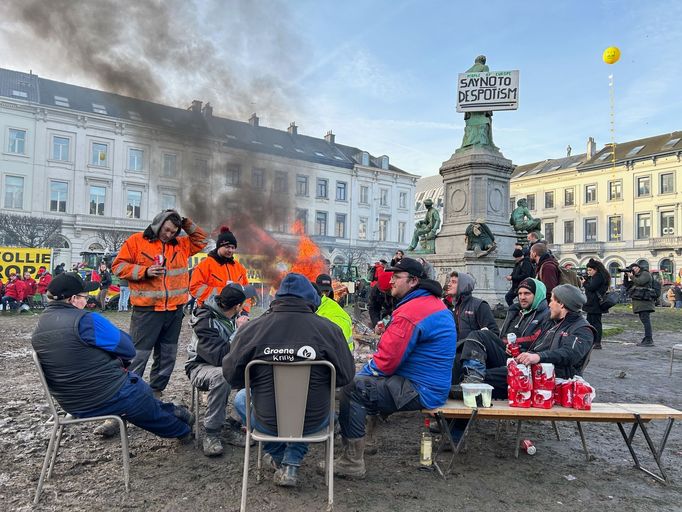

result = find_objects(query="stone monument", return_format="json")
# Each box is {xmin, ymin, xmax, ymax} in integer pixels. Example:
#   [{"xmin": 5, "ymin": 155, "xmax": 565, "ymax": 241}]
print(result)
[{"xmin": 425, "ymin": 55, "xmax": 520, "ymax": 305}]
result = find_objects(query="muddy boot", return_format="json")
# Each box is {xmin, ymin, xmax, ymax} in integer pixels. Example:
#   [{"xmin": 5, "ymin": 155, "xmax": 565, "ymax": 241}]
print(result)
[
  {"xmin": 636, "ymin": 338, "xmax": 654, "ymax": 347},
  {"xmin": 333, "ymin": 437, "xmax": 366, "ymax": 478},
  {"xmin": 173, "ymin": 404, "xmax": 195, "ymax": 426},
  {"xmin": 365, "ymin": 415, "xmax": 380, "ymax": 456},
  {"xmin": 202, "ymin": 431, "xmax": 224, "ymax": 456},
  {"xmin": 273, "ymin": 464, "xmax": 298, "ymax": 487},
  {"xmin": 94, "ymin": 419, "xmax": 119, "ymax": 438}
]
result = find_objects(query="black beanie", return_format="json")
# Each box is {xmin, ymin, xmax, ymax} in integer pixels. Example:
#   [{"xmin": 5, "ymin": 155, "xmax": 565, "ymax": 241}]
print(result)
[
  {"xmin": 517, "ymin": 277, "xmax": 536, "ymax": 295},
  {"xmin": 513, "ymin": 248, "xmax": 524, "ymax": 258},
  {"xmin": 217, "ymin": 226, "xmax": 237, "ymax": 248}
]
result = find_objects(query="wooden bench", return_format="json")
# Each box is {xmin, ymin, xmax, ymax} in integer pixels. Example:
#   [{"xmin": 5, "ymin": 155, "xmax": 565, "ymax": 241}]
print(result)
[{"xmin": 423, "ymin": 400, "xmax": 682, "ymax": 484}]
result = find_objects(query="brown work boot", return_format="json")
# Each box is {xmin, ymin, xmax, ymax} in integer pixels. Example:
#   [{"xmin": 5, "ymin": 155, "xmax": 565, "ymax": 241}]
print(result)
[
  {"xmin": 94, "ymin": 419, "xmax": 119, "ymax": 438},
  {"xmin": 365, "ymin": 415, "xmax": 380, "ymax": 455},
  {"xmin": 332, "ymin": 437, "xmax": 366, "ymax": 478}
]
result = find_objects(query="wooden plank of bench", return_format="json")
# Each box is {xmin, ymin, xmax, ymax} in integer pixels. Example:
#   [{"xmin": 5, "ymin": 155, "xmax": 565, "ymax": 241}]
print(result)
[{"xmin": 615, "ymin": 404, "xmax": 682, "ymax": 420}]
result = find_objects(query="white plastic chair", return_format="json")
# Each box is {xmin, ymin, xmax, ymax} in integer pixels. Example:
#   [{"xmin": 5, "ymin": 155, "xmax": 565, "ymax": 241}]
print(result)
[
  {"xmin": 240, "ymin": 360, "xmax": 336, "ymax": 512},
  {"xmin": 32, "ymin": 350, "xmax": 130, "ymax": 504}
]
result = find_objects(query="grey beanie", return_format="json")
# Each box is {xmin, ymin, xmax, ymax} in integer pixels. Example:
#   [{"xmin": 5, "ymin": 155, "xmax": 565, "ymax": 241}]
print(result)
[{"xmin": 551, "ymin": 284, "xmax": 586, "ymax": 312}]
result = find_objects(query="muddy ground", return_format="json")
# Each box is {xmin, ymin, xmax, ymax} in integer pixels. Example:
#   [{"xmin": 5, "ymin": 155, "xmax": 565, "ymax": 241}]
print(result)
[{"xmin": 1, "ymin": 306, "xmax": 681, "ymax": 512}]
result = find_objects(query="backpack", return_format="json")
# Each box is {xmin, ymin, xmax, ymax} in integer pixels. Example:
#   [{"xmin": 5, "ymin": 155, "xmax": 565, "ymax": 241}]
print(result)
[
  {"xmin": 558, "ymin": 266, "xmax": 581, "ymax": 287},
  {"xmin": 651, "ymin": 279, "xmax": 662, "ymax": 301}
]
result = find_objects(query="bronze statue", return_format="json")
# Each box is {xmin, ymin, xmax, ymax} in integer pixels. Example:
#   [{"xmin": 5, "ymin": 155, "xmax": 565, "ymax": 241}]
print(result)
[
  {"xmin": 465, "ymin": 218, "xmax": 496, "ymax": 256},
  {"xmin": 510, "ymin": 198, "xmax": 542, "ymax": 234},
  {"xmin": 407, "ymin": 198, "xmax": 441, "ymax": 253},
  {"xmin": 458, "ymin": 55, "xmax": 498, "ymax": 151}
]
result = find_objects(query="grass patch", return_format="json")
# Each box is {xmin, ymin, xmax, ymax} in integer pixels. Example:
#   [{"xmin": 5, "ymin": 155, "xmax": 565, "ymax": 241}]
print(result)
[
  {"xmin": 604, "ymin": 304, "xmax": 682, "ymax": 332},
  {"xmin": 602, "ymin": 325, "xmax": 624, "ymax": 338}
]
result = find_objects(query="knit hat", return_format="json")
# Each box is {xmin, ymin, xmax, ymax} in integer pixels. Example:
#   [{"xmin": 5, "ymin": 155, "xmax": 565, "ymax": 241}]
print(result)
[
  {"xmin": 512, "ymin": 248, "xmax": 524, "ymax": 258},
  {"xmin": 551, "ymin": 284, "xmax": 587, "ymax": 312},
  {"xmin": 217, "ymin": 226, "xmax": 238, "ymax": 248},
  {"xmin": 517, "ymin": 277, "xmax": 536, "ymax": 295},
  {"xmin": 47, "ymin": 272, "xmax": 100, "ymax": 299},
  {"xmin": 276, "ymin": 272, "xmax": 321, "ymax": 308}
]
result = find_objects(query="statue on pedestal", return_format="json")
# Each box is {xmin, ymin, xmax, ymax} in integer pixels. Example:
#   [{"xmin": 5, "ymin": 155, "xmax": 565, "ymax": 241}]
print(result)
[
  {"xmin": 465, "ymin": 218, "xmax": 497, "ymax": 257},
  {"xmin": 510, "ymin": 198, "xmax": 542, "ymax": 235},
  {"xmin": 406, "ymin": 198, "xmax": 441, "ymax": 253},
  {"xmin": 457, "ymin": 55, "xmax": 498, "ymax": 152}
]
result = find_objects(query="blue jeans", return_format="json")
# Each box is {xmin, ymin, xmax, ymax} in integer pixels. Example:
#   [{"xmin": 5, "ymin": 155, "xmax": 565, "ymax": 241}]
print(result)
[
  {"xmin": 234, "ymin": 389, "xmax": 327, "ymax": 467},
  {"xmin": 72, "ymin": 372, "xmax": 190, "ymax": 438},
  {"xmin": 339, "ymin": 375, "xmax": 422, "ymax": 439},
  {"xmin": 675, "ymin": 300, "xmax": 682, "ymax": 309},
  {"xmin": 118, "ymin": 286, "xmax": 130, "ymax": 311}
]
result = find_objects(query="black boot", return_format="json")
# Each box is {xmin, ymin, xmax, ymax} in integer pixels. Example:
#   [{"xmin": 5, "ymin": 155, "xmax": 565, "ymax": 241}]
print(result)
[{"xmin": 636, "ymin": 337, "xmax": 654, "ymax": 347}]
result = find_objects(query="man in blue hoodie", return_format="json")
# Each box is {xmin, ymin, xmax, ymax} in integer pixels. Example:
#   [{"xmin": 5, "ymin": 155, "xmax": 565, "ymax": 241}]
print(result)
[{"xmin": 334, "ymin": 258, "xmax": 457, "ymax": 478}]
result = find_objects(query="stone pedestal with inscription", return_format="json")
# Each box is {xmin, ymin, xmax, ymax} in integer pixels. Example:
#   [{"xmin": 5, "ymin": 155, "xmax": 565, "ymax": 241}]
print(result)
[{"xmin": 429, "ymin": 145, "xmax": 517, "ymax": 305}]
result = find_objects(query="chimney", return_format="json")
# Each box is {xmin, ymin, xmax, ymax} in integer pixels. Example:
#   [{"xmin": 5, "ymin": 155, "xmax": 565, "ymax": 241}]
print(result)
[
  {"xmin": 249, "ymin": 113, "xmax": 259, "ymax": 127},
  {"xmin": 587, "ymin": 137, "xmax": 596, "ymax": 158},
  {"xmin": 189, "ymin": 99, "xmax": 202, "ymax": 113},
  {"xmin": 202, "ymin": 102, "xmax": 213, "ymax": 118},
  {"xmin": 324, "ymin": 130, "xmax": 335, "ymax": 144},
  {"xmin": 287, "ymin": 122, "xmax": 297, "ymax": 135}
]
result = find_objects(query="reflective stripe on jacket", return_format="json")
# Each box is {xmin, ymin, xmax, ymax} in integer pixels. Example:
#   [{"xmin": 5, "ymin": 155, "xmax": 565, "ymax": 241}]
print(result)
[{"xmin": 189, "ymin": 254, "xmax": 248, "ymax": 306}]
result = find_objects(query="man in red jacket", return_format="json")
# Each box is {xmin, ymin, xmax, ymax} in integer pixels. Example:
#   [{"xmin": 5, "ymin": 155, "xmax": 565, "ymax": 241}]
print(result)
[
  {"xmin": 36, "ymin": 267, "xmax": 52, "ymax": 307},
  {"xmin": 22, "ymin": 271, "xmax": 37, "ymax": 308},
  {"xmin": 2, "ymin": 273, "xmax": 25, "ymax": 311}
]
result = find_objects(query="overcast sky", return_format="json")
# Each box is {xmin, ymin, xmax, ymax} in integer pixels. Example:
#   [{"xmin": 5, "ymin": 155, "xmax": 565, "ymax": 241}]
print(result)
[{"xmin": 2, "ymin": 0, "xmax": 680, "ymax": 176}]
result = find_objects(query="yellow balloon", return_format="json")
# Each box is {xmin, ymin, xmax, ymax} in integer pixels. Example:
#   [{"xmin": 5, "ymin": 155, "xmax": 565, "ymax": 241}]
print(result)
[{"xmin": 603, "ymin": 46, "xmax": 621, "ymax": 64}]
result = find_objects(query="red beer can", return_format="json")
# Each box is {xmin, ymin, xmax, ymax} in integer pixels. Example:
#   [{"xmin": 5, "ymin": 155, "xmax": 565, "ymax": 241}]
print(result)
[
  {"xmin": 154, "ymin": 254, "xmax": 164, "ymax": 266},
  {"xmin": 520, "ymin": 439, "xmax": 536, "ymax": 455}
]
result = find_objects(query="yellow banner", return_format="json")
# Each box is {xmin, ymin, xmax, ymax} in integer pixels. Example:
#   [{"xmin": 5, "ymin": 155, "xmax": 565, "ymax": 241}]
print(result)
[
  {"xmin": 0, "ymin": 247, "xmax": 52, "ymax": 280},
  {"xmin": 188, "ymin": 253, "xmax": 267, "ymax": 284}
]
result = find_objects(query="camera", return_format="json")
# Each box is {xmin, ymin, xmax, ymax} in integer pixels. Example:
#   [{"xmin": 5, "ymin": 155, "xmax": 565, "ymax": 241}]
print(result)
[{"xmin": 616, "ymin": 267, "xmax": 632, "ymax": 273}]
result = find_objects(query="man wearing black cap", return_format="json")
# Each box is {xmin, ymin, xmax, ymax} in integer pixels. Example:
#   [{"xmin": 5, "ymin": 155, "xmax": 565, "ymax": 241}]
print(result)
[
  {"xmin": 313, "ymin": 274, "xmax": 353, "ymax": 351},
  {"xmin": 223, "ymin": 273, "xmax": 354, "ymax": 487},
  {"xmin": 187, "ymin": 283, "xmax": 256, "ymax": 456},
  {"xmin": 334, "ymin": 258, "xmax": 456, "ymax": 478},
  {"xmin": 31, "ymin": 273, "xmax": 193, "ymax": 442},
  {"xmin": 505, "ymin": 244, "xmax": 534, "ymax": 306},
  {"xmin": 190, "ymin": 226, "xmax": 249, "ymax": 307}
]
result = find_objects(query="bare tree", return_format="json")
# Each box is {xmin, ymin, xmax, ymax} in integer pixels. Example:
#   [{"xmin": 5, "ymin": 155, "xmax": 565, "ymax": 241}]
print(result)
[
  {"xmin": 95, "ymin": 228, "xmax": 135, "ymax": 253},
  {"xmin": 0, "ymin": 213, "xmax": 63, "ymax": 248}
]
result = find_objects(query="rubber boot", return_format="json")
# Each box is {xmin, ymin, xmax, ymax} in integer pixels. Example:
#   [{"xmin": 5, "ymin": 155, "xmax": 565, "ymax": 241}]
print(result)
[
  {"xmin": 365, "ymin": 415, "xmax": 380, "ymax": 456},
  {"xmin": 333, "ymin": 437, "xmax": 366, "ymax": 478}
]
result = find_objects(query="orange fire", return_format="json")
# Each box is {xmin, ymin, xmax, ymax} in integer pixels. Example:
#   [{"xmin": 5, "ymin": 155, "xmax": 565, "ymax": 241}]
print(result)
[{"xmin": 289, "ymin": 220, "xmax": 327, "ymax": 281}]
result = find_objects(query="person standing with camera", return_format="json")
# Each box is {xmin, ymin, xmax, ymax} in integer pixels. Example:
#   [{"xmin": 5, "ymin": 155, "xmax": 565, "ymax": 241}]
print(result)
[
  {"xmin": 622, "ymin": 262, "xmax": 655, "ymax": 347},
  {"xmin": 580, "ymin": 258, "xmax": 610, "ymax": 350}
]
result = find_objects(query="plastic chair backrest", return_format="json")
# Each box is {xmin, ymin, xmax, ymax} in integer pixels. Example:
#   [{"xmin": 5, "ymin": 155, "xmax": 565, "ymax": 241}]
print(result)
[
  {"xmin": 32, "ymin": 350, "xmax": 61, "ymax": 421},
  {"xmin": 245, "ymin": 360, "xmax": 335, "ymax": 438}
]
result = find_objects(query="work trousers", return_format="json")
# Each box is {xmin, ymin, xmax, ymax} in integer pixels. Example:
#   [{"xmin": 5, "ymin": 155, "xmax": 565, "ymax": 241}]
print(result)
[
  {"xmin": 458, "ymin": 332, "xmax": 509, "ymax": 398},
  {"xmin": 188, "ymin": 364, "xmax": 231, "ymax": 432},
  {"xmin": 72, "ymin": 371, "xmax": 190, "ymax": 438},
  {"xmin": 339, "ymin": 375, "xmax": 422, "ymax": 439},
  {"xmin": 233, "ymin": 389, "xmax": 328, "ymax": 467},
  {"xmin": 638, "ymin": 311, "xmax": 653, "ymax": 340},
  {"xmin": 129, "ymin": 308, "xmax": 184, "ymax": 392},
  {"xmin": 586, "ymin": 313, "xmax": 603, "ymax": 346}
]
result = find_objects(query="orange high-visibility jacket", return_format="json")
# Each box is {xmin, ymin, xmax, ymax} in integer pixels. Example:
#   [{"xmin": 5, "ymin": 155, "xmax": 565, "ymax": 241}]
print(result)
[
  {"xmin": 113, "ymin": 218, "xmax": 207, "ymax": 311},
  {"xmin": 189, "ymin": 251, "xmax": 249, "ymax": 306}
]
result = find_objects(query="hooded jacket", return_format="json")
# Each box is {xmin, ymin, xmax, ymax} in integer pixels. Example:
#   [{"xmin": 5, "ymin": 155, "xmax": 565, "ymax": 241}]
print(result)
[
  {"xmin": 189, "ymin": 249, "xmax": 249, "ymax": 306},
  {"xmin": 223, "ymin": 291, "xmax": 354, "ymax": 433},
  {"xmin": 510, "ymin": 256, "xmax": 535, "ymax": 291},
  {"xmin": 451, "ymin": 273, "xmax": 499, "ymax": 340},
  {"xmin": 500, "ymin": 278, "xmax": 550, "ymax": 348},
  {"xmin": 186, "ymin": 295, "xmax": 239, "ymax": 376},
  {"xmin": 529, "ymin": 311, "xmax": 595, "ymax": 379},
  {"xmin": 112, "ymin": 210, "xmax": 207, "ymax": 311},
  {"xmin": 359, "ymin": 278, "xmax": 457, "ymax": 409},
  {"xmin": 37, "ymin": 272, "xmax": 52, "ymax": 294}
]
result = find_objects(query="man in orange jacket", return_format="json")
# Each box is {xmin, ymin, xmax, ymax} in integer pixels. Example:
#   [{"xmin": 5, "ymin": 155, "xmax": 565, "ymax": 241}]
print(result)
[
  {"xmin": 189, "ymin": 226, "xmax": 249, "ymax": 307},
  {"xmin": 112, "ymin": 209, "xmax": 207, "ymax": 399}
]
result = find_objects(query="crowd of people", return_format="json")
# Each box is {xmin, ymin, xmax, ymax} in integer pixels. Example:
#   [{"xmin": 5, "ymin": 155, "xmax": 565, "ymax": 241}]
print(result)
[{"xmin": 27, "ymin": 209, "xmax": 677, "ymax": 497}]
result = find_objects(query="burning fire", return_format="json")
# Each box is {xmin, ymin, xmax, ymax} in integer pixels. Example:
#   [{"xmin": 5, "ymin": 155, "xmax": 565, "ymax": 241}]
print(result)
[{"xmin": 288, "ymin": 220, "xmax": 327, "ymax": 281}]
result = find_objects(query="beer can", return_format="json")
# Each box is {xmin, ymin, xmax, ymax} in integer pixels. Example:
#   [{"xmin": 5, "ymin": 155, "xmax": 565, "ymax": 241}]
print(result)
[
  {"xmin": 154, "ymin": 254, "xmax": 164, "ymax": 266},
  {"xmin": 520, "ymin": 439, "xmax": 536, "ymax": 455}
]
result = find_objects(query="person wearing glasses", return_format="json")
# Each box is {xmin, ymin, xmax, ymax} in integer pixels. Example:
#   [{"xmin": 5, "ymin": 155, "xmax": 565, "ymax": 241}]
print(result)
[{"xmin": 31, "ymin": 272, "xmax": 194, "ymax": 443}]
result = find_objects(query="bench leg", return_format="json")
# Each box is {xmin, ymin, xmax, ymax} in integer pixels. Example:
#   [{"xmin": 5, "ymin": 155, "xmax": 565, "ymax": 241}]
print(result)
[
  {"xmin": 514, "ymin": 420, "xmax": 523, "ymax": 459},
  {"xmin": 576, "ymin": 421, "xmax": 590, "ymax": 462},
  {"xmin": 551, "ymin": 421, "xmax": 561, "ymax": 441},
  {"xmin": 617, "ymin": 418, "xmax": 674, "ymax": 485},
  {"xmin": 445, "ymin": 409, "xmax": 477, "ymax": 474},
  {"xmin": 431, "ymin": 413, "xmax": 452, "ymax": 479}
]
